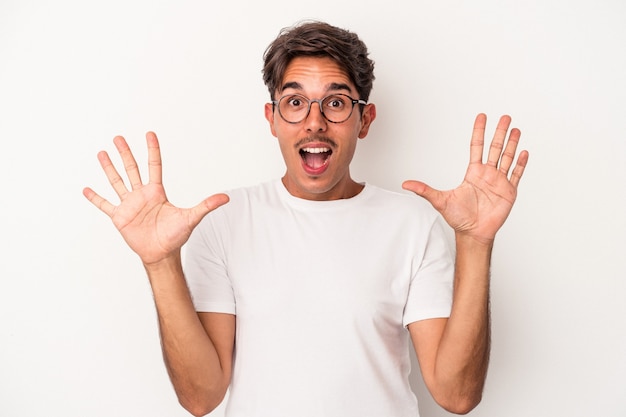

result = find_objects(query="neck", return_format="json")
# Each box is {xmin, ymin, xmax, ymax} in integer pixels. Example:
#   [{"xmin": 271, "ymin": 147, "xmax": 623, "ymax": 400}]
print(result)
[{"xmin": 281, "ymin": 176, "xmax": 364, "ymax": 201}]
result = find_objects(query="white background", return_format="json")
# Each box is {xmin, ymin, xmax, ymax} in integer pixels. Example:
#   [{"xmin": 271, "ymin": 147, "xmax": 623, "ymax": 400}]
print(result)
[{"xmin": 1, "ymin": 1, "xmax": 625, "ymax": 416}]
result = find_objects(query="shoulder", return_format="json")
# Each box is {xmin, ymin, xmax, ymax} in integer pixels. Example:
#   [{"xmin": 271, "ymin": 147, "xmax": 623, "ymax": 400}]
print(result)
[
  {"xmin": 200, "ymin": 179, "xmax": 282, "ymax": 226},
  {"xmin": 193, "ymin": 180, "xmax": 280, "ymax": 239},
  {"xmin": 200, "ymin": 180, "xmax": 279, "ymax": 215},
  {"xmin": 222, "ymin": 179, "xmax": 280, "ymax": 204},
  {"xmin": 362, "ymin": 183, "xmax": 438, "ymax": 218},
  {"xmin": 357, "ymin": 184, "xmax": 451, "ymax": 247}
]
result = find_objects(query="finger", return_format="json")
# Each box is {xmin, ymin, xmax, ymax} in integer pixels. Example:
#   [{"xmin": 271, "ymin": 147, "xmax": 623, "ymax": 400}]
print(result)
[
  {"xmin": 469, "ymin": 113, "xmax": 487, "ymax": 165},
  {"xmin": 113, "ymin": 136, "xmax": 143, "ymax": 190},
  {"xmin": 486, "ymin": 115, "xmax": 512, "ymax": 168},
  {"xmin": 509, "ymin": 150, "xmax": 529, "ymax": 188},
  {"xmin": 499, "ymin": 127, "xmax": 521, "ymax": 175},
  {"xmin": 82, "ymin": 187, "xmax": 116, "ymax": 217},
  {"xmin": 97, "ymin": 150, "xmax": 129, "ymax": 198},
  {"xmin": 402, "ymin": 180, "xmax": 445, "ymax": 212},
  {"xmin": 187, "ymin": 193, "xmax": 231, "ymax": 228},
  {"xmin": 146, "ymin": 131, "xmax": 163, "ymax": 185}
]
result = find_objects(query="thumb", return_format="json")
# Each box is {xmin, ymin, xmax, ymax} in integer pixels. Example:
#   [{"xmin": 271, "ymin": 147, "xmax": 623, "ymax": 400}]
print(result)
[
  {"xmin": 402, "ymin": 180, "xmax": 444, "ymax": 210},
  {"xmin": 188, "ymin": 193, "xmax": 230, "ymax": 228}
]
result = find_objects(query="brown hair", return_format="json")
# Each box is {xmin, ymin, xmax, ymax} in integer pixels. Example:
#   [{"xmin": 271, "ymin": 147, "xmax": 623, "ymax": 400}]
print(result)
[{"xmin": 262, "ymin": 21, "xmax": 375, "ymax": 102}]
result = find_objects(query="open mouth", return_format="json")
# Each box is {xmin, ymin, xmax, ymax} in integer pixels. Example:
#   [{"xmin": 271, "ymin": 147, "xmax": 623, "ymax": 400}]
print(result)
[{"xmin": 300, "ymin": 146, "xmax": 332, "ymax": 170}]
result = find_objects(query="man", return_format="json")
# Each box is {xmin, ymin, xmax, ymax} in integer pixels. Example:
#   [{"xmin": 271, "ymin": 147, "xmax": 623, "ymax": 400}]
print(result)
[{"xmin": 83, "ymin": 21, "xmax": 528, "ymax": 417}]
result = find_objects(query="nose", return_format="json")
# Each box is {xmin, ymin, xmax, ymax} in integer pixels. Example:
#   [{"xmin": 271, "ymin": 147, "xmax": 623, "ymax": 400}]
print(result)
[{"xmin": 304, "ymin": 99, "xmax": 327, "ymax": 132}]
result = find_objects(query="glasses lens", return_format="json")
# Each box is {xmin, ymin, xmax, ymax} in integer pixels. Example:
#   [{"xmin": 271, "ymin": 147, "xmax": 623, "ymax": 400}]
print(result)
[
  {"xmin": 279, "ymin": 94, "xmax": 309, "ymax": 123},
  {"xmin": 322, "ymin": 95, "xmax": 352, "ymax": 123}
]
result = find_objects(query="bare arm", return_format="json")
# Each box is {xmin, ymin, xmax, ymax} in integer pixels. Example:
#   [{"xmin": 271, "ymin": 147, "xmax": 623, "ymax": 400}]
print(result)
[
  {"xmin": 83, "ymin": 132, "xmax": 233, "ymax": 416},
  {"xmin": 403, "ymin": 114, "xmax": 528, "ymax": 414},
  {"xmin": 408, "ymin": 237, "xmax": 491, "ymax": 414},
  {"xmin": 146, "ymin": 255, "xmax": 235, "ymax": 416}
]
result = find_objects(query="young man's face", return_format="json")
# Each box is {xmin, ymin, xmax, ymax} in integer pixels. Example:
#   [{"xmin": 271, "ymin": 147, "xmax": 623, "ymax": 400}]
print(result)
[{"xmin": 264, "ymin": 56, "xmax": 376, "ymax": 201}]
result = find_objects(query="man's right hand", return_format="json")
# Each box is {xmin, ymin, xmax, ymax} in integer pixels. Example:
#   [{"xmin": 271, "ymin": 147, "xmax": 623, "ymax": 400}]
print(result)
[{"xmin": 83, "ymin": 131, "xmax": 229, "ymax": 266}]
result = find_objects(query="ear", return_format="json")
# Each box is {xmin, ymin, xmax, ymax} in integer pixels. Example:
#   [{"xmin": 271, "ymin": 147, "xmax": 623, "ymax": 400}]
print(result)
[
  {"xmin": 358, "ymin": 103, "xmax": 376, "ymax": 139},
  {"xmin": 265, "ymin": 102, "xmax": 278, "ymax": 137}
]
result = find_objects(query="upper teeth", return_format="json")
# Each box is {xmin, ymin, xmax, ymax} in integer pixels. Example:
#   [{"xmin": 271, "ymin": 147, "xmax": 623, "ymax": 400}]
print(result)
[{"xmin": 302, "ymin": 147, "xmax": 330, "ymax": 153}]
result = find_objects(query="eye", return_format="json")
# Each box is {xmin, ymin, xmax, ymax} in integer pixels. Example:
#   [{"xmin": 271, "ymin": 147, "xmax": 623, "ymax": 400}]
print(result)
[
  {"xmin": 286, "ymin": 95, "xmax": 307, "ymax": 109},
  {"xmin": 324, "ymin": 95, "xmax": 347, "ymax": 111}
]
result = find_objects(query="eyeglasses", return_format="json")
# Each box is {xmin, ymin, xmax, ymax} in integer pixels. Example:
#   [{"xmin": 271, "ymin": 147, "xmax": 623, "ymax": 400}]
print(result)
[{"xmin": 272, "ymin": 93, "xmax": 367, "ymax": 124}]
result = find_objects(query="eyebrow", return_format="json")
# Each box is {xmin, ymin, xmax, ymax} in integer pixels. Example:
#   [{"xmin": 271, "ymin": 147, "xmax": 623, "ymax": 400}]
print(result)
[{"xmin": 279, "ymin": 81, "xmax": 354, "ymax": 95}]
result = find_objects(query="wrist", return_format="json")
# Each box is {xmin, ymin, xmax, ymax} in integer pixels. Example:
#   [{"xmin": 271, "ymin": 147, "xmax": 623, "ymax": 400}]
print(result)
[
  {"xmin": 143, "ymin": 251, "xmax": 183, "ymax": 279},
  {"xmin": 454, "ymin": 233, "xmax": 494, "ymax": 269},
  {"xmin": 455, "ymin": 231, "xmax": 495, "ymax": 250},
  {"xmin": 454, "ymin": 232, "xmax": 493, "ymax": 291}
]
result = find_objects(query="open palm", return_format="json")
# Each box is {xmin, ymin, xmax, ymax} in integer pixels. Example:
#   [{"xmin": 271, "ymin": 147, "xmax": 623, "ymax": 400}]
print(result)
[
  {"xmin": 83, "ymin": 132, "xmax": 229, "ymax": 265},
  {"xmin": 403, "ymin": 114, "xmax": 528, "ymax": 243}
]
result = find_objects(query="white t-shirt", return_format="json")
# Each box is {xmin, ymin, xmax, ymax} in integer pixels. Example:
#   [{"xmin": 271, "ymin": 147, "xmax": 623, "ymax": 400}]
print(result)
[{"xmin": 184, "ymin": 179, "xmax": 454, "ymax": 417}]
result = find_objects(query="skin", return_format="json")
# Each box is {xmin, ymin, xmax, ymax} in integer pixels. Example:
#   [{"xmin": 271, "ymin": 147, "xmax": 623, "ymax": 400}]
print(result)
[
  {"xmin": 404, "ymin": 113, "xmax": 528, "ymax": 413},
  {"xmin": 264, "ymin": 57, "xmax": 376, "ymax": 200},
  {"xmin": 83, "ymin": 56, "xmax": 528, "ymax": 416},
  {"xmin": 83, "ymin": 134, "xmax": 233, "ymax": 416}
]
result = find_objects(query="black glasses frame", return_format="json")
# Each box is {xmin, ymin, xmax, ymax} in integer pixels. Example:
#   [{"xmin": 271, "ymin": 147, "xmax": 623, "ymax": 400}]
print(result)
[{"xmin": 271, "ymin": 93, "xmax": 367, "ymax": 124}]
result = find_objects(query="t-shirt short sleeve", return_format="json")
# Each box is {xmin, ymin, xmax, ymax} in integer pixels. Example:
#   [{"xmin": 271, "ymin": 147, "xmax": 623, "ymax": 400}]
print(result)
[
  {"xmin": 402, "ymin": 216, "xmax": 454, "ymax": 327},
  {"xmin": 184, "ymin": 212, "xmax": 236, "ymax": 315}
]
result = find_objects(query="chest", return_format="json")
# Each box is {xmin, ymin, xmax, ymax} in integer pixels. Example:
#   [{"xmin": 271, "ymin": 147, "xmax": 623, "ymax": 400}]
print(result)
[{"xmin": 224, "ymin": 208, "xmax": 420, "ymax": 327}]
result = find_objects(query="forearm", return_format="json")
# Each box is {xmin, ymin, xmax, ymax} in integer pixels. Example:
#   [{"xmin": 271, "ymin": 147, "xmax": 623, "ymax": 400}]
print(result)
[
  {"xmin": 145, "ymin": 253, "xmax": 230, "ymax": 415},
  {"xmin": 433, "ymin": 233, "xmax": 492, "ymax": 412}
]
